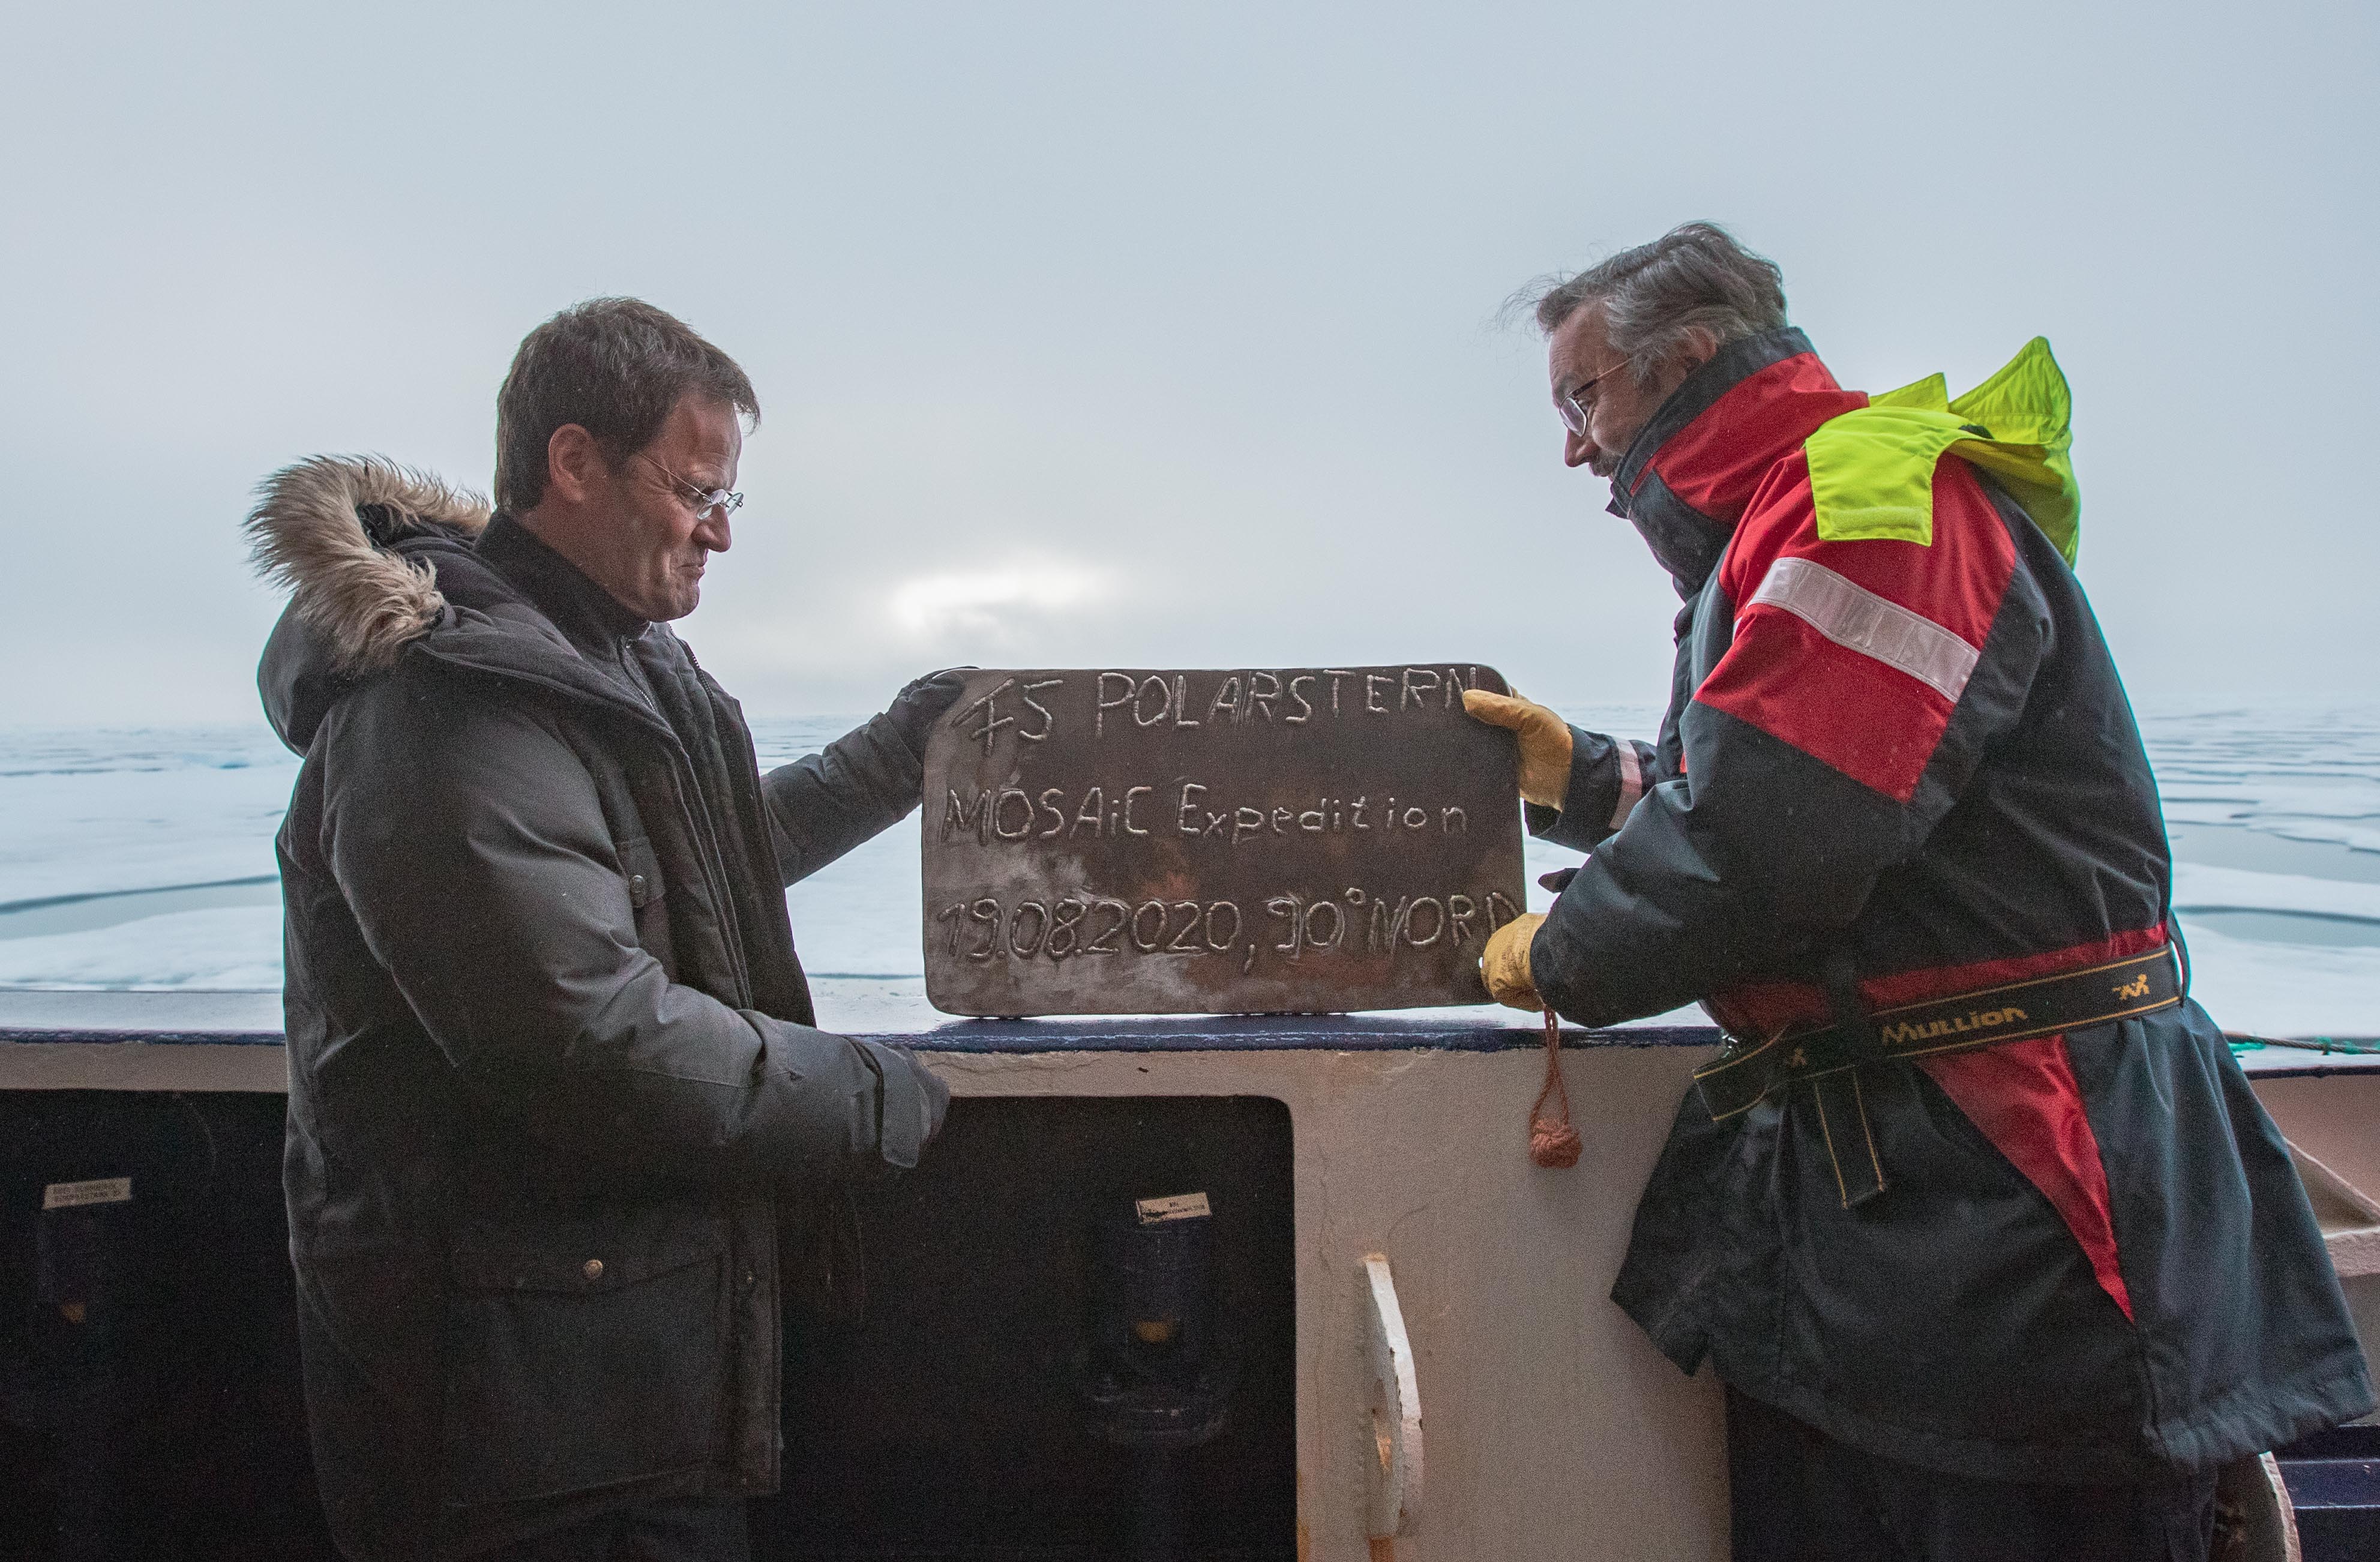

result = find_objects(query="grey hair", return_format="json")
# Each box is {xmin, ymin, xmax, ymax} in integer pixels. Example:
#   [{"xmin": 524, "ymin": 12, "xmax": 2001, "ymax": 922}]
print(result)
[{"xmin": 1515, "ymin": 222, "xmax": 1788, "ymax": 386}]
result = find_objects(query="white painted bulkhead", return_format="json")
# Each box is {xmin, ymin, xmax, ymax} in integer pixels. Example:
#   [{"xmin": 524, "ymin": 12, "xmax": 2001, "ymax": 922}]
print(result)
[
  {"xmin": 3, "ymin": 1003, "xmax": 2374, "ymax": 1557},
  {"xmin": 936, "ymin": 1043, "xmax": 1731, "ymax": 1561}
]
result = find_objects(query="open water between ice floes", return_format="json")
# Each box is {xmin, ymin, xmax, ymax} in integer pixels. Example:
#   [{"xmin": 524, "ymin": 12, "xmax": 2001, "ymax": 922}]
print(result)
[{"xmin": 3, "ymin": 705, "xmax": 2376, "ymax": 1036}]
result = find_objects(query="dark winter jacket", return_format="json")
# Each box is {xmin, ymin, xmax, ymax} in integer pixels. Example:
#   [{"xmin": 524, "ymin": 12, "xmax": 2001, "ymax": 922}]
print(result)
[
  {"xmin": 1529, "ymin": 329, "xmax": 2373, "ymax": 1480},
  {"xmin": 249, "ymin": 458, "xmax": 948, "ymax": 1559}
]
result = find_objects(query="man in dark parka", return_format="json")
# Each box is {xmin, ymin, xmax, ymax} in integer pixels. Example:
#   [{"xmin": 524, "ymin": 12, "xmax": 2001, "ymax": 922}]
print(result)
[{"xmin": 249, "ymin": 299, "xmax": 961, "ymax": 1561}]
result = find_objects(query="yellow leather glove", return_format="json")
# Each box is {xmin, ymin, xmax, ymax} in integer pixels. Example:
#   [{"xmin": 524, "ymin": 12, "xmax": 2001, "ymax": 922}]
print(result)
[
  {"xmin": 1462, "ymin": 689, "xmax": 1573, "ymax": 811},
  {"xmin": 1480, "ymin": 912, "xmax": 1546, "ymax": 1011}
]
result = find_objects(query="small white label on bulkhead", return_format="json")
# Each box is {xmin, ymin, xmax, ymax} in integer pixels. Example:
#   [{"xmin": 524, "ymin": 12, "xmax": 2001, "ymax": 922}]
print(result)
[
  {"xmin": 1135, "ymin": 1192, "xmax": 1211, "ymax": 1225},
  {"xmin": 43, "ymin": 1177, "xmax": 133, "ymax": 1211}
]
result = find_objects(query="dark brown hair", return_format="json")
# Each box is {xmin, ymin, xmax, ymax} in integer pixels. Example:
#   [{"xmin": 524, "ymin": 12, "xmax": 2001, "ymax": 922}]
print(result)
[{"xmin": 493, "ymin": 298, "xmax": 759, "ymax": 514}]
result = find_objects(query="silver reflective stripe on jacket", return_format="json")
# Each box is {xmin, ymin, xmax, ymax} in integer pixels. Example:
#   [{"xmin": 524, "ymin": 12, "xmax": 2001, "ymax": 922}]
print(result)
[
  {"xmin": 1611, "ymin": 739, "xmax": 1648, "ymax": 831},
  {"xmin": 1749, "ymin": 556, "xmax": 1980, "ymax": 701}
]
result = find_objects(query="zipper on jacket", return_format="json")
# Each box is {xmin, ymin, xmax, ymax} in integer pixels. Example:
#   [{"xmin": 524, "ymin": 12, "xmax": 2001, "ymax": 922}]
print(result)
[{"xmin": 412, "ymin": 640, "xmax": 761, "ymax": 1008}]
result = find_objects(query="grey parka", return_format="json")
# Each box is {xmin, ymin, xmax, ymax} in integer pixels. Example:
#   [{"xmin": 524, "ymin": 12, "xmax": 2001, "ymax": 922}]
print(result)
[{"xmin": 250, "ymin": 458, "xmax": 948, "ymax": 1560}]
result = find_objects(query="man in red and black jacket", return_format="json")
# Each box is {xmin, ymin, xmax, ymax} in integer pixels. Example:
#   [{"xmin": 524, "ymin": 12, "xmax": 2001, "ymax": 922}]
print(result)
[{"xmin": 1470, "ymin": 223, "xmax": 2372, "ymax": 1560}]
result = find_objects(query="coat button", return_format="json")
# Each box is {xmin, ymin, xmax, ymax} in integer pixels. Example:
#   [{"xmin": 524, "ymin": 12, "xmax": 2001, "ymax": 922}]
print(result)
[
  {"xmin": 583, "ymin": 1258, "xmax": 604, "ymax": 1281},
  {"xmin": 628, "ymin": 874, "xmax": 649, "ymax": 907}
]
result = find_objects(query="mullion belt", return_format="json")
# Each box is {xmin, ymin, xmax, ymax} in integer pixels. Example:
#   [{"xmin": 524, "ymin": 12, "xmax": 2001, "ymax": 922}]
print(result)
[{"xmin": 1694, "ymin": 946, "xmax": 2186, "ymax": 1124}]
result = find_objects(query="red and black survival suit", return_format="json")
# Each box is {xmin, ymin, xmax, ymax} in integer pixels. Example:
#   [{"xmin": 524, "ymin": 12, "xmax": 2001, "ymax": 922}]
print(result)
[{"xmin": 1528, "ymin": 326, "xmax": 2374, "ymax": 1480}]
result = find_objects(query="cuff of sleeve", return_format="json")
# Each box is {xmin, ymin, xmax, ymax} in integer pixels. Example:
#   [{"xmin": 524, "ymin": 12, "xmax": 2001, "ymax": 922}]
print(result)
[
  {"xmin": 1529, "ymin": 891, "xmax": 1611, "ymax": 1029},
  {"xmin": 1526, "ymin": 726, "xmax": 1626, "ymax": 853},
  {"xmin": 850, "ymin": 1038, "xmax": 945, "ymax": 1170},
  {"xmin": 1609, "ymin": 739, "xmax": 1649, "ymax": 830},
  {"xmin": 850, "ymin": 711, "xmax": 927, "ymax": 786}
]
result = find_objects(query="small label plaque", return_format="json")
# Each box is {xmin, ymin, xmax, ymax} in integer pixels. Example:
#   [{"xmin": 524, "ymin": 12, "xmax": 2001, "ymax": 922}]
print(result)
[
  {"xmin": 43, "ymin": 1177, "xmax": 132, "ymax": 1211},
  {"xmin": 922, "ymin": 665, "xmax": 1527, "ymax": 1016},
  {"xmin": 1135, "ymin": 1192, "xmax": 1212, "ymax": 1225}
]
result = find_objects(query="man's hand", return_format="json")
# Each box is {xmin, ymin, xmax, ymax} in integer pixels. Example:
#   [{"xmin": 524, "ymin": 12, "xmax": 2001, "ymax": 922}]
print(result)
[
  {"xmin": 1462, "ymin": 689, "xmax": 1573, "ymax": 811},
  {"xmin": 884, "ymin": 668, "xmax": 974, "ymax": 760},
  {"xmin": 1480, "ymin": 912, "xmax": 1546, "ymax": 1011}
]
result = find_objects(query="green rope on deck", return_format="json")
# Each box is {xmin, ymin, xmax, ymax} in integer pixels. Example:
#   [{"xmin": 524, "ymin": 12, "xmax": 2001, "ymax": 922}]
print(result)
[{"xmin": 2225, "ymin": 1032, "xmax": 2380, "ymax": 1058}]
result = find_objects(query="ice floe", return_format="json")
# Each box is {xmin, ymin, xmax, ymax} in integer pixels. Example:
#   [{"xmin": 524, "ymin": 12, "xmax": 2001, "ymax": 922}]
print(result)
[{"xmin": 2, "ymin": 708, "xmax": 2376, "ymax": 1036}]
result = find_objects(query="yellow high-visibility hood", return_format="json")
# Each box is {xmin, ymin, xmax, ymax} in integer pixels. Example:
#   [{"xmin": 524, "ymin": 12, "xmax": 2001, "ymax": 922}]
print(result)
[{"xmin": 1803, "ymin": 337, "xmax": 2080, "ymax": 566}]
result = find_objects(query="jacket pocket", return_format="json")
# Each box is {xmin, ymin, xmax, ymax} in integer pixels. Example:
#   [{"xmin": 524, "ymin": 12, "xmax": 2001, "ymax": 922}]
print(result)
[
  {"xmin": 437, "ymin": 1209, "xmax": 729, "ymax": 1510},
  {"xmin": 614, "ymin": 834, "xmax": 678, "ymax": 975}
]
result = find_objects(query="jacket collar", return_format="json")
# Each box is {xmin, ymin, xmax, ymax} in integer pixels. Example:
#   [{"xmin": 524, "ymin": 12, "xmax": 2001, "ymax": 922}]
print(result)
[
  {"xmin": 400, "ymin": 545, "xmax": 679, "ymax": 740},
  {"xmin": 475, "ymin": 512, "xmax": 652, "ymax": 661},
  {"xmin": 1604, "ymin": 327, "xmax": 1866, "ymax": 596},
  {"xmin": 248, "ymin": 455, "xmax": 676, "ymax": 752}
]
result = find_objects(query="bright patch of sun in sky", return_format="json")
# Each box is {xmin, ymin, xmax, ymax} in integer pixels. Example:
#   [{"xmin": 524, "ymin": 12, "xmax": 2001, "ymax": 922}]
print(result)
[{"xmin": 886, "ymin": 565, "xmax": 1109, "ymax": 641}]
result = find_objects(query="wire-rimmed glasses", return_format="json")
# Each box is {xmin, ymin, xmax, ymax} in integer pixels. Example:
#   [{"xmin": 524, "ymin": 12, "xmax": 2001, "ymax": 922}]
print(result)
[
  {"xmin": 1555, "ymin": 359, "xmax": 1631, "ymax": 437},
  {"xmin": 639, "ymin": 454, "xmax": 744, "ymax": 523}
]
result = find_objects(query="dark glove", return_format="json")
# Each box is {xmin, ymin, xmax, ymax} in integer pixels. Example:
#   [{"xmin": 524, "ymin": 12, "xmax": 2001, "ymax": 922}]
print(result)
[{"xmin": 883, "ymin": 668, "xmax": 974, "ymax": 760}]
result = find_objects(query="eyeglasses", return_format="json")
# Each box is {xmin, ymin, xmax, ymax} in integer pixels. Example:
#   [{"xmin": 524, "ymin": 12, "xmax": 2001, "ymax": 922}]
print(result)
[
  {"xmin": 1554, "ymin": 359, "xmax": 1631, "ymax": 437},
  {"xmin": 639, "ymin": 454, "xmax": 744, "ymax": 523}
]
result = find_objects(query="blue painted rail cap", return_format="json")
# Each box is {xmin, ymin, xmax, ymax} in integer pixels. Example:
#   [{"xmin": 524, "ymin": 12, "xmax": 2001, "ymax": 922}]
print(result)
[
  {"xmin": 5, "ymin": 985, "xmax": 2372, "ymax": 1072},
  {"xmin": 0, "ymin": 987, "xmax": 286, "ymax": 1045},
  {"xmin": 893, "ymin": 1011, "xmax": 1720, "ymax": 1054}
]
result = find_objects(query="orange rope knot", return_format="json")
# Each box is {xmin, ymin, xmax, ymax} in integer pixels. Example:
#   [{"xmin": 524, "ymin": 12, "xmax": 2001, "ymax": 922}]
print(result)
[{"xmin": 1529, "ymin": 1006, "xmax": 1581, "ymax": 1168}]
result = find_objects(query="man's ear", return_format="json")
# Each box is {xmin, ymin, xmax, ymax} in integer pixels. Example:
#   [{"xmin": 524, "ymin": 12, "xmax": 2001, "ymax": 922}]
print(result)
[
  {"xmin": 544, "ymin": 424, "xmax": 607, "ymax": 507},
  {"xmin": 1678, "ymin": 326, "xmax": 1720, "ymax": 373}
]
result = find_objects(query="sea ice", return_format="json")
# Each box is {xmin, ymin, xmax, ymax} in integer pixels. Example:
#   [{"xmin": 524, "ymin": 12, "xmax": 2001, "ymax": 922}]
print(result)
[
  {"xmin": 2170, "ymin": 863, "xmax": 2380, "ymax": 925},
  {"xmin": 1, "ymin": 727, "xmax": 295, "ymax": 905},
  {"xmin": 0, "ymin": 905, "xmax": 284, "ymax": 990},
  {"xmin": 2172, "ymin": 925, "xmax": 2380, "ymax": 1040},
  {"xmin": 4, "ymin": 706, "xmax": 2377, "ymax": 1037}
]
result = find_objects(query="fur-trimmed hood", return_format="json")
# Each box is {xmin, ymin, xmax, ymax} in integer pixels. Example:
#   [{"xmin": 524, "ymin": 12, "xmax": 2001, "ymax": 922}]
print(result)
[
  {"xmin": 250, "ymin": 454, "xmax": 690, "ymax": 756},
  {"xmin": 245, "ymin": 454, "xmax": 491, "ymax": 673},
  {"xmin": 250, "ymin": 455, "xmax": 508, "ymax": 754}
]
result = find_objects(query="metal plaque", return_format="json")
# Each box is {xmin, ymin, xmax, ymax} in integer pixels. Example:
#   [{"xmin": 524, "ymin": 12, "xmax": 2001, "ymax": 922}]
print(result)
[{"xmin": 921, "ymin": 665, "xmax": 1528, "ymax": 1017}]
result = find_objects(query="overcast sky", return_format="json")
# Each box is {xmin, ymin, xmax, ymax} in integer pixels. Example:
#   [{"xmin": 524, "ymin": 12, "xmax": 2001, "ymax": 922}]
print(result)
[{"xmin": 3, "ymin": 1, "xmax": 2372, "ymax": 729}]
